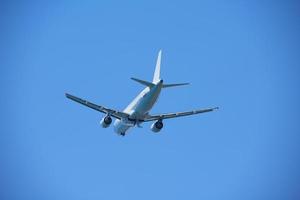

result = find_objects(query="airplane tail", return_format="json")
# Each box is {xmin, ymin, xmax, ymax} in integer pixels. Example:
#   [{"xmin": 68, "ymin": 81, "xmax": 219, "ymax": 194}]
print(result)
[
  {"xmin": 153, "ymin": 50, "xmax": 162, "ymax": 83},
  {"xmin": 131, "ymin": 50, "xmax": 189, "ymax": 88}
]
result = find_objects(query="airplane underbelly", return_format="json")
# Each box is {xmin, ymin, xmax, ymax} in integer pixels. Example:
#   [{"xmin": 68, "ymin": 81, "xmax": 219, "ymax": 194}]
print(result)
[
  {"xmin": 113, "ymin": 119, "xmax": 132, "ymax": 135},
  {"xmin": 134, "ymin": 96, "xmax": 157, "ymax": 116}
]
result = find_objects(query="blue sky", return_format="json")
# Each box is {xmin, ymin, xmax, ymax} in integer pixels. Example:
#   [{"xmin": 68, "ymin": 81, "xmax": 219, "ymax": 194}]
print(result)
[{"xmin": 1, "ymin": 1, "xmax": 300, "ymax": 200}]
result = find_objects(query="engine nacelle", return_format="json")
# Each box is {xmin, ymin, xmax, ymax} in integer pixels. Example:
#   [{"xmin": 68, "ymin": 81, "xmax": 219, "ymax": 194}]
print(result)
[
  {"xmin": 150, "ymin": 120, "xmax": 163, "ymax": 133},
  {"xmin": 100, "ymin": 115, "xmax": 112, "ymax": 128}
]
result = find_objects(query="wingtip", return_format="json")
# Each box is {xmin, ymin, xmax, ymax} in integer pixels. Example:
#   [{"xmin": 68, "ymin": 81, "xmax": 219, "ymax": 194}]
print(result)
[{"xmin": 65, "ymin": 93, "xmax": 72, "ymax": 98}]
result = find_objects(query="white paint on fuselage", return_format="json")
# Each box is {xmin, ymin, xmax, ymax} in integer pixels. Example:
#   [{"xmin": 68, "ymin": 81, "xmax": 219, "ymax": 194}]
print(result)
[{"xmin": 114, "ymin": 80, "xmax": 163, "ymax": 135}]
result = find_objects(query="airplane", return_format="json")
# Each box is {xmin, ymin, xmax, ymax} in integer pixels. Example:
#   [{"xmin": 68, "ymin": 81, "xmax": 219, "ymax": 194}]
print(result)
[{"xmin": 66, "ymin": 50, "xmax": 218, "ymax": 136}]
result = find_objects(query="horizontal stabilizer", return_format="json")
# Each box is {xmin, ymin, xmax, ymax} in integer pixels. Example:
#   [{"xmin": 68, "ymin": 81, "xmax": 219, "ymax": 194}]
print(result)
[
  {"xmin": 131, "ymin": 77, "xmax": 155, "ymax": 87},
  {"xmin": 162, "ymin": 83, "xmax": 190, "ymax": 88}
]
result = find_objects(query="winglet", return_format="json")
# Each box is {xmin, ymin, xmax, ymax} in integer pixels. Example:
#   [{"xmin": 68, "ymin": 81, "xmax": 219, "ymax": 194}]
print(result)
[{"xmin": 153, "ymin": 50, "xmax": 162, "ymax": 83}]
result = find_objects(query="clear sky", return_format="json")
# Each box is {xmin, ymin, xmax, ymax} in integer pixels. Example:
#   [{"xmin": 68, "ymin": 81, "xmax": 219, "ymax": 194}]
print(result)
[{"xmin": 1, "ymin": 1, "xmax": 300, "ymax": 200}]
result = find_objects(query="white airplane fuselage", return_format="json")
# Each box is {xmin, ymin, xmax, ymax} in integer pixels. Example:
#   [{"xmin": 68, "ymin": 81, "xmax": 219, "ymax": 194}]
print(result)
[{"xmin": 114, "ymin": 80, "xmax": 163, "ymax": 135}]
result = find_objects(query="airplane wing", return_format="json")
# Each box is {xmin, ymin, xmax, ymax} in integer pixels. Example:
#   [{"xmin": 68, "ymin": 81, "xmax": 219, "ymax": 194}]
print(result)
[
  {"xmin": 65, "ymin": 93, "xmax": 130, "ymax": 120},
  {"xmin": 143, "ymin": 107, "xmax": 219, "ymax": 122}
]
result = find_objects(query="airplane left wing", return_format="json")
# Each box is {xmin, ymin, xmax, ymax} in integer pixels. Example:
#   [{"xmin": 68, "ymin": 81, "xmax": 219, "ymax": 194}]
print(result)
[
  {"xmin": 65, "ymin": 93, "xmax": 129, "ymax": 120},
  {"xmin": 143, "ymin": 107, "xmax": 219, "ymax": 122}
]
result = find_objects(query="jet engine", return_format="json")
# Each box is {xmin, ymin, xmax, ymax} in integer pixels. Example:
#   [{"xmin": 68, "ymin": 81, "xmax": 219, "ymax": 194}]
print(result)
[
  {"xmin": 150, "ymin": 120, "xmax": 163, "ymax": 133},
  {"xmin": 100, "ymin": 115, "xmax": 112, "ymax": 128}
]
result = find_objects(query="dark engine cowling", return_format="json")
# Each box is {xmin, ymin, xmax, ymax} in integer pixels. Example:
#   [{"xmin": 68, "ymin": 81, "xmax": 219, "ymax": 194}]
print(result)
[
  {"xmin": 150, "ymin": 120, "xmax": 163, "ymax": 133},
  {"xmin": 100, "ymin": 115, "xmax": 112, "ymax": 128}
]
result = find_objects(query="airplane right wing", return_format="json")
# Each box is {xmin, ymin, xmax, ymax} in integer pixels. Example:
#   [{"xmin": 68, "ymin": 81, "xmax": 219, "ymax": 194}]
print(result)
[
  {"xmin": 143, "ymin": 107, "xmax": 219, "ymax": 122},
  {"xmin": 65, "ymin": 93, "xmax": 129, "ymax": 120}
]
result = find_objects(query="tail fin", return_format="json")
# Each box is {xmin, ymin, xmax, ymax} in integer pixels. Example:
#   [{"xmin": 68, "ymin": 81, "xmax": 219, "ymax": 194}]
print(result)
[
  {"xmin": 153, "ymin": 50, "xmax": 162, "ymax": 83},
  {"xmin": 153, "ymin": 50, "xmax": 189, "ymax": 88}
]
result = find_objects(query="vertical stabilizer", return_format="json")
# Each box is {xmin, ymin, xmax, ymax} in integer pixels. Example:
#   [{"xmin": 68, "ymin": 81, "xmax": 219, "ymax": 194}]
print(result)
[{"xmin": 153, "ymin": 50, "xmax": 162, "ymax": 83}]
